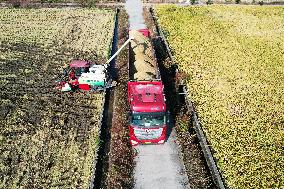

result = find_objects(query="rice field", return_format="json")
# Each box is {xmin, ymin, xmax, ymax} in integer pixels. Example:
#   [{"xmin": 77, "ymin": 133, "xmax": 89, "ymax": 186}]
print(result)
[
  {"xmin": 156, "ymin": 5, "xmax": 284, "ymax": 188},
  {"xmin": 0, "ymin": 8, "xmax": 115, "ymax": 188}
]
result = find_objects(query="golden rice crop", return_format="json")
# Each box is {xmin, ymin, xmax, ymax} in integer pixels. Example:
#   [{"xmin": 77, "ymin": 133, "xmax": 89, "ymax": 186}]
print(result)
[{"xmin": 156, "ymin": 5, "xmax": 284, "ymax": 189}]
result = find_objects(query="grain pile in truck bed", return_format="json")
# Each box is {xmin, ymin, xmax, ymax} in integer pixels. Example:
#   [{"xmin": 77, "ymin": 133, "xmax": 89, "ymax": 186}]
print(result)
[{"xmin": 129, "ymin": 30, "xmax": 157, "ymax": 80}]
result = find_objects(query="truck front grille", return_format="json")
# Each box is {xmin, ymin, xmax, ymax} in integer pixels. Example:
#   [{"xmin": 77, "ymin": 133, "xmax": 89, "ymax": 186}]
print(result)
[{"xmin": 134, "ymin": 128, "xmax": 163, "ymax": 140}]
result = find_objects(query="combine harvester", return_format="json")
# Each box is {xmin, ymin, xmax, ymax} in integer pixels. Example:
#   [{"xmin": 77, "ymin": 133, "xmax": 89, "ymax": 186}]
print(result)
[
  {"xmin": 56, "ymin": 37, "xmax": 133, "ymax": 92},
  {"xmin": 128, "ymin": 29, "xmax": 168, "ymax": 146}
]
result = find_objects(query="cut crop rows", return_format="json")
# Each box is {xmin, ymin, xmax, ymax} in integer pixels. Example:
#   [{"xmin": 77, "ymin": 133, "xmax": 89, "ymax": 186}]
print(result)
[
  {"xmin": 156, "ymin": 5, "xmax": 284, "ymax": 189},
  {"xmin": 0, "ymin": 8, "xmax": 114, "ymax": 188}
]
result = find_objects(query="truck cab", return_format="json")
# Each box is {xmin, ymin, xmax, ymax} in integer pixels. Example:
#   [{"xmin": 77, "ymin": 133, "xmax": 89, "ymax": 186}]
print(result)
[{"xmin": 128, "ymin": 81, "xmax": 167, "ymax": 146}]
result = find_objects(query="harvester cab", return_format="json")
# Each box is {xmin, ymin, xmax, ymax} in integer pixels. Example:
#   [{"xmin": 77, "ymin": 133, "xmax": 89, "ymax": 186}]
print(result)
[
  {"xmin": 78, "ymin": 64, "xmax": 110, "ymax": 91},
  {"xmin": 57, "ymin": 60, "xmax": 111, "ymax": 92},
  {"xmin": 69, "ymin": 60, "xmax": 90, "ymax": 76},
  {"xmin": 58, "ymin": 60, "xmax": 90, "ymax": 92}
]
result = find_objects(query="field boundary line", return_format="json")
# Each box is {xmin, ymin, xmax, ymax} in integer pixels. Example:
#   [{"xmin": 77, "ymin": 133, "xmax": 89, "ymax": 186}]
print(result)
[
  {"xmin": 89, "ymin": 8, "xmax": 119, "ymax": 189},
  {"xmin": 1, "ymin": 2, "xmax": 284, "ymax": 8},
  {"xmin": 89, "ymin": 94, "xmax": 106, "ymax": 189}
]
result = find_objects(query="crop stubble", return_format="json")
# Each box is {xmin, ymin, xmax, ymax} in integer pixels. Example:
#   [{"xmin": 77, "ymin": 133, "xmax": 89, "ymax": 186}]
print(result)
[{"xmin": 0, "ymin": 8, "xmax": 114, "ymax": 188}]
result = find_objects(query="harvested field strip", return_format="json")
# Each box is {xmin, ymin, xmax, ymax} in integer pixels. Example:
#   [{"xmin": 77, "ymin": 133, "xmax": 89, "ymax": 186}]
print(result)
[
  {"xmin": 0, "ymin": 8, "xmax": 114, "ymax": 58},
  {"xmin": 0, "ymin": 8, "xmax": 114, "ymax": 188},
  {"xmin": 156, "ymin": 5, "xmax": 284, "ymax": 189}
]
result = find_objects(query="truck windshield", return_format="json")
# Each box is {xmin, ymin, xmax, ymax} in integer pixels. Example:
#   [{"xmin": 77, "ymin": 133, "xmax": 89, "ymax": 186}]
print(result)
[{"xmin": 131, "ymin": 112, "xmax": 166, "ymax": 127}]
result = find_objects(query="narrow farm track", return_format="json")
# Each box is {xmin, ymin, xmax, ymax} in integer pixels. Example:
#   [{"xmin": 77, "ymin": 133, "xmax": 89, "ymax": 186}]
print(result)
[
  {"xmin": 134, "ymin": 134, "xmax": 190, "ymax": 189},
  {"xmin": 132, "ymin": 9, "xmax": 190, "ymax": 189}
]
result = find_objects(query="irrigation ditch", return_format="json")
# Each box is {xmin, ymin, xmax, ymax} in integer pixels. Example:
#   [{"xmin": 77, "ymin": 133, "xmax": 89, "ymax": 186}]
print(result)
[
  {"xmin": 90, "ymin": 8, "xmax": 118, "ymax": 189},
  {"xmin": 91, "ymin": 8, "xmax": 135, "ymax": 189},
  {"xmin": 100, "ymin": 8, "xmax": 135, "ymax": 188}
]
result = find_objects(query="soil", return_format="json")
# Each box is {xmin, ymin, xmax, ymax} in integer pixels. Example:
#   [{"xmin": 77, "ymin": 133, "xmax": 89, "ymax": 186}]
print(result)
[
  {"xmin": 100, "ymin": 9, "xmax": 135, "ymax": 189},
  {"xmin": 0, "ymin": 41, "xmax": 105, "ymax": 188}
]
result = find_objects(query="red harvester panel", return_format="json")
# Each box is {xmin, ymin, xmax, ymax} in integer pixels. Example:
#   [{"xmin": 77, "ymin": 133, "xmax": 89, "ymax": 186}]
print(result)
[{"xmin": 69, "ymin": 60, "xmax": 90, "ymax": 68}]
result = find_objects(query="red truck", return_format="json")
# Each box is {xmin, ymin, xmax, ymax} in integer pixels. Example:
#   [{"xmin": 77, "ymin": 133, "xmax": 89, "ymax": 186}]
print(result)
[{"xmin": 128, "ymin": 29, "xmax": 168, "ymax": 146}]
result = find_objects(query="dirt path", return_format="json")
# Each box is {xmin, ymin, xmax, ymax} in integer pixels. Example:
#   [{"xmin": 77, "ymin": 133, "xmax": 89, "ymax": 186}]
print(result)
[{"xmin": 134, "ymin": 128, "xmax": 190, "ymax": 189}]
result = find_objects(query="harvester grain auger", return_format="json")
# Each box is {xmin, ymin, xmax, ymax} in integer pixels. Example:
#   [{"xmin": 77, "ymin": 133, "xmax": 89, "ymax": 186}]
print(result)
[{"xmin": 55, "ymin": 36, "xmax": 134, "ymax": 92}]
